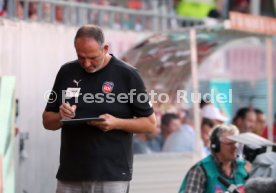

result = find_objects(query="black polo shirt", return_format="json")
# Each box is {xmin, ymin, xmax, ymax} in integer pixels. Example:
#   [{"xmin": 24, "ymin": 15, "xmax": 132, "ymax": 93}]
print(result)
[{"xmin": 45, "ymin": 55, "xmax": 153, "ymax": 181}]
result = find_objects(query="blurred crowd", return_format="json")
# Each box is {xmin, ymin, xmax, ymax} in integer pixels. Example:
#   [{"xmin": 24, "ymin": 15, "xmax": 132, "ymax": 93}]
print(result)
[
  {"xmin": 0, "ymin": 0, "xmax": 159, "ymax": 30},
  {"xmin": 133, "ymin": 98, "xmax": 276, "ymax": 158},
  {"xmin": 1, "ymin": 0, "xmax": 276, "ymax": 31}
]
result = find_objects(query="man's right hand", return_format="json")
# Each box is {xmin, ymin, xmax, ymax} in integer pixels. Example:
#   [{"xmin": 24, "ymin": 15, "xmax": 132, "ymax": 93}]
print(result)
[{"xmin": 59, "ymin": 103, "xmax": 77, "ymax": 120}]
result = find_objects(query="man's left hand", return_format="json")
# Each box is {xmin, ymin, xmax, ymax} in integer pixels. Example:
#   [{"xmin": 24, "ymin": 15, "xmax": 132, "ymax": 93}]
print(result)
[{"xmin": 88, "ymin": 114, "xmax": 118, "ymax": 132}]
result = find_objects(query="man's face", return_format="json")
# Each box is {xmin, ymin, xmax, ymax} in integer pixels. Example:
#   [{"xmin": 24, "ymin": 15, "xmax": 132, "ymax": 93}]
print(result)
[
  {"xmin": 238, "ymin": 111, "xmax": 256, "ymax": 133},
  {"xmin": 162, "ymin": 118, "xmax": 181, "ymax": 138},
  {"xmin": 253, "ymin": 113, "xmax": 266, "ymax": 136},
  {"xmin": 168, "ymin": 119, "xmax": 181, "ymax": 133},
  {"xmin": 218, "ymin": 133, "xmax": 238, "ymax": 162},
  {"xmin": 75, "ymin": 37, "xmax": 108, "ymax": 73}
]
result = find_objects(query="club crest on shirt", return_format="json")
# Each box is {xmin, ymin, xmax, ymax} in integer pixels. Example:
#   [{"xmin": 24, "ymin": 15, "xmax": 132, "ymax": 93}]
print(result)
[{"xmin": 102, "ymin": 81, "xmax": 114, "ymax": 93}]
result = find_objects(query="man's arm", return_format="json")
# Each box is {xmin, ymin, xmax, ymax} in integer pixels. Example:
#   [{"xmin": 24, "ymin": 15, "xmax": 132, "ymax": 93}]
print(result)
[
  {"xmin": 42, "ymin": 111, "xmax": 62, "ymax": 130},
  {"xmin": 42, "ymin": 103, "xmax": 77, "ymax": 130},
  {"xmin": 90, "ymin": 113, "xmax": 158, "ymax": 134}
]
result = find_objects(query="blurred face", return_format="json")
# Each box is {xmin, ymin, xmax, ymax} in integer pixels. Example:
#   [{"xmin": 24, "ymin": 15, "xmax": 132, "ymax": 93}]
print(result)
[
  {"xmin": 168, "ymin": 119, "xmax": 181, "ymax": 133},
  {"xmin": 253, "ymin": 113, "xmax": 266, "ymax": 136},
  {"xmin": 217, "ymin": 133, "xmax": 238, "ymax": 162},
  {"xmin": 162, "ymin": 118, "xmax": 181, "ymax": 139},
  {"xmin": 75, "ymin": 37, "xmax": 108, "ymax": 73},
  {"xmin": 238, "ymin": 111, "xmax": 256, "ymax": 133}
]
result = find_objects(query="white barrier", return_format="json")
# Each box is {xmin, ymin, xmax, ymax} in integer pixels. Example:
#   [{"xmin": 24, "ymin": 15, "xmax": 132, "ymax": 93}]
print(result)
[{"xmin": 131, "ymin": 153, "xmax": 195, "ymax": 193}]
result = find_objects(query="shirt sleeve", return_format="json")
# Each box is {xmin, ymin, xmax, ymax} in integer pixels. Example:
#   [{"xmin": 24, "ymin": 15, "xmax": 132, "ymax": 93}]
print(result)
[
  {"xmin": 44, "ymin": 67, "xmax": 63, "ymax": 112},
  {"xmin": 127, "ymin": 68, "xmax": 154, "ymax": 117},
  {"xmin": 184, "ymin": 165, "xmax": 206, "ymax": 193}
]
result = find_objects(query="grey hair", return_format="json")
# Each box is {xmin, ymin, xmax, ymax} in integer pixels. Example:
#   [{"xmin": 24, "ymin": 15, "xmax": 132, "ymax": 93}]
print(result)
[
  {"xmin": 216, "ymin": 124, "xmax": 239, "ymax": 140},
  {"xmin": 74, "ymin": 25, "xmax": 105, "ymax": 46},
  {"xmin": 245, "ymin": 177, "xmax": 276, "ymax": 193}
]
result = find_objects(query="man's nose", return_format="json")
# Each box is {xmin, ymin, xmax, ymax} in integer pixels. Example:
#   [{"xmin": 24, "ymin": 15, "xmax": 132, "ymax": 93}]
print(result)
[
  {"xmin": 83, "ymin": 59, "xmax": 92, "ymax": 67},
  {"xmin": 234, "ymin": 142, "xmax": 239, "ymax": 148}
]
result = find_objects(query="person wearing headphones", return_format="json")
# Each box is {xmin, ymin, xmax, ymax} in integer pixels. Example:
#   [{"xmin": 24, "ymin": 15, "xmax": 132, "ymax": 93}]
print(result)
[{"xmin": 178, "ymin": 124, "xmax": 248, "ymax": 193}]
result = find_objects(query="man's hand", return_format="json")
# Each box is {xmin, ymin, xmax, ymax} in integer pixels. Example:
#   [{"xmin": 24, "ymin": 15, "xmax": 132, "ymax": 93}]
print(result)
[
  {"xmin": 59, "ymin": 103, "xmax": 77, "ymax": 120},
  {"xmin": 89, "ymin": 114, "xmax": 117, "ymax": 132},
  {"xmin": 88, "ymin": 113, "xmax": 157, "ymax": 134}
]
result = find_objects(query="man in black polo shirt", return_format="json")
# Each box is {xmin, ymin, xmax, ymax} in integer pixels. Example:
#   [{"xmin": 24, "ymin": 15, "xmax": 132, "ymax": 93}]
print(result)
[{"xmin": 42, "ymin": 25, "xmax": 157, "ymax": 193}]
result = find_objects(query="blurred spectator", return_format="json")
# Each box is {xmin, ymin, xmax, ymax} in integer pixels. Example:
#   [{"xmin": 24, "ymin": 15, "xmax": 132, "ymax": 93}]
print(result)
[
  {"xmin": 128, "ymin": 0, "xmax": 143, "ymax": 10},
  {"xmin": 208, "ymin": 0, "xmax": 225, "ymax": 19},
  {"xmin": 95, "ymin": 0, "xmax": 110, "ymax": 6},
  {"xmin": 233, "ymin": 107, "xmax": 256, "ymax": 160},
  {"xmin": 133, "ymin": 109, "xmax": 161, "ymax": 154},
  {"xmin": 178, "ymin": 108, "xmax": 193, "ymax": 126},
  {"xmin": 233, "ymin": 107, "xmax": 256, "ymax": 133},
  {"xmin": 55, "ymin": 5, "xmax": 64, "ymax": 23},
  {"xmin": 201, "ymin": 118, "xmax": 215, "ymax": 156},
  {"xmin": 161, "ymin": 113, "xmax": 180, "ymax": 140},
  {"xmin": 146, "ymin": 133, "xmax": 162, "ymax": 152},
  {"xmin": 175, "ymin": 0, "xmax": 215, "ymax": 19},
  {"xmin": 133, "ymin": 134, "xmax": 152, "ymax": 154},
  {"xmin": 160, "ymin": 113, "xmax": 181, "ymax": 148},
  {"xmin": 137, "ymin": 112, "xmax": 179, "ymax": 153},
  {"xmin": 201, "ymin": 101, "xmax": 228, "ymax": 157},
  {"xmin": 134, "ymin": 16, "xmax": 143, "ymax": 31},
  {"xmin": 29, "ymin": 2, "xmax": 38, "ymax": 21},
  {"xmin": 146, "ymin": 109, "xmax": 163, "ymax": 152},
  {"xmin": 252, "ymin": 109, "xmax": 266, "ymax": 136},
  {"xmin": 42, "ymin": 2, "xmax": 51, "ymax": 22},
  {"xmin": 162, "ymin": 109, "xmax": 195, "ymax": 153},
  {"xmin": 112, "ymin": 13, "xmax": 122, "ymax": 30},
  {"xmin": 262, "ymin": 113, "xmax": 276, "ymax": 143},
  {"xmin": 15, "ymin": 0, "xmax": 24, "ymax": 19},
  {"xmin": 228, "ymin": 0, "xmax": 250, "ymax": 14},
  {"xmin": 201, "ymin": 104, "xmax": 228, "ymax": 125},
  {"xmin": 142, "ymin": 0, "xmax": 152, "ymax": 10},
  {"xmin": 89, "ymin": 1, "xmax": 111, "ymax": 27},
  {"xmin": 0, "ymin": 0, "xmax": 6, "ymax": 16},
  {"xmin": 122, "ymin": 14, "xmax": 133, "ymax": 30}
]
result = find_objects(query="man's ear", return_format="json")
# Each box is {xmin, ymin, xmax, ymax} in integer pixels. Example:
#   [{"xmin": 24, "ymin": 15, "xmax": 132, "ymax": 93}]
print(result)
[{"xmin": 103, "ymin": 44, "xmax": 109, "ymax": 53}]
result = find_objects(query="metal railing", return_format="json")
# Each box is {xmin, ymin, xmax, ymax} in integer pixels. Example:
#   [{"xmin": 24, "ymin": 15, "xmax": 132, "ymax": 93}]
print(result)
[{"xmin": 4, "ymin": 0, "xmax": 203, "ymax": 32}]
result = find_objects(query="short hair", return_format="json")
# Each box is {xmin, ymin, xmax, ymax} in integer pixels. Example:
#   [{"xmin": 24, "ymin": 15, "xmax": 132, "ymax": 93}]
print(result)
[
  {"xmin": 245, "ymin": 177, "xmax": 276, "ymax": 193},
  {"xmin": 201, "ymin": 118, "xmax": 214, "ymax": 129},
  {"xmin": 74, "ymin": 25, "xmax": 105, "ymax": 46},
  {"xmin": 161, "ymin": 113, "xmax": 179, "ymax": 126},
  {"xmin": 254, "ymin": 108, "xmax": 264, "ymax": 115},
  {"xmin": 233, "ymin": 107, "xmax": 253, "ymax": 123},
  {"xmin": 213, "ymin": 124, "xmax": 239, "ymax": 140}
]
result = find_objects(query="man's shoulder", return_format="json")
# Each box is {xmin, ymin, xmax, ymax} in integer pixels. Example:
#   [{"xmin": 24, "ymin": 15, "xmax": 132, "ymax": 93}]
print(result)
[
  {"xmin": 200, "ymin": 155, "xmax": 214, "ymax": 165},
  {"xmin": 57, "ymin": 60, "xmax": 80, "ymax": 74},
  {"xmin": 61, "ymin": 60, "xmax": 79, "ymax": 69},
  {"xmin": 111, "ymin": 55, "xmax": 137, "ymax": 73},
  {"xmin": 189, "ymin": 162, "xmax": 206, "ymax": 176}
]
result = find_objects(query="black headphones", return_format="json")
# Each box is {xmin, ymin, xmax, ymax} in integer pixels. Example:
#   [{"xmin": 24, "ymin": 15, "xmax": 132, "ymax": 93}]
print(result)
[{"xmin": 210, "ymin": 126, "xmax": 221, "ymax": 153}]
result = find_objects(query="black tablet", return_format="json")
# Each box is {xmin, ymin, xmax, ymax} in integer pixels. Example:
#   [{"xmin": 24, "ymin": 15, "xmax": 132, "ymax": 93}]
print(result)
[{"xmin": 61, "ymin": 117, "xmax": 105, "ymax": 125}]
